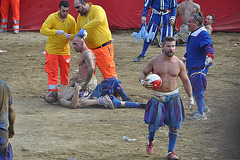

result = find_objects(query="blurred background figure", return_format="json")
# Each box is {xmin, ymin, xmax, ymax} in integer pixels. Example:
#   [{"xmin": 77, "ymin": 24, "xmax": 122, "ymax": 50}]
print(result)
[
  {"xmin": 0, "ymin": 80, "xmax": 16, "ymax": 160},
  {"xmin": 204, "ymin": 14, "xmax": 215, "ymax": 35},
  {"xmin": 173, "ymin": 0, "xmax": 200, "ymax": 46},
  {"xmin": 134, "ymin": 0, "xmax": 178, "ymax": 62},
  {"xmin": 0, "ymin": 0, "xmax": 20, "ymax": 34}
]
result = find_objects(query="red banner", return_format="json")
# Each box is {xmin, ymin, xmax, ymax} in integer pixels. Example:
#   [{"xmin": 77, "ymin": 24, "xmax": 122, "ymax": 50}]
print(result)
[{"xmin": 0, "ymin": 0, "xmax": 239, "ymax": 32}]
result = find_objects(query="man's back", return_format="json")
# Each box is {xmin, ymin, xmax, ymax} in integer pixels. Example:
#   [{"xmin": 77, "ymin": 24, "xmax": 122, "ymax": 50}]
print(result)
[{"xmin": 177, "ymin": 0, "xmax": 200, "ymax": 24}]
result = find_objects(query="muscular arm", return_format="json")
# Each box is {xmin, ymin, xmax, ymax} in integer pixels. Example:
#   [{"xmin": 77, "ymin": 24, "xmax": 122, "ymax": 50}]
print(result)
[
  {"xmin": 8, "ymin": 104, "xmax": 15, "ymax": 138},
  {"xmin": 139, "ymin": 58, "xmax": 154, "ymax": 86},
  {"xmin": 193, "ymin": 3, "xmax": 200, "ymax": 13},
  {"xmin": 179, "ymin": 60, "xmax": 194, "ymax": 109},
  {"xmin": 81, "ymin": 51, "xmax": 95, "ymax": 89},
  {"xmin": 179, "ymin": 62, "xmax": 192, "ymax": 98},
  {"xmin": 178, "ymin": 61, "xmax": 194, "ymax": 108}
]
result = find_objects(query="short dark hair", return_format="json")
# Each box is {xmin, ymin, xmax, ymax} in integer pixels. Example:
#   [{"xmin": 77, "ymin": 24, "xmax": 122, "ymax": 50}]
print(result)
[
  {"xmin": 209, "ymin": 14, "xmax": 215, "ymax": 23},
  {"xmin": 190, "ymin": 12, "xmax": 203, "ymax": 26},
  {"xmin": 162, "ymin": 36, "xmax": 176, "ymax": 46},
  {"xmin": 78, "ymin": 0, "xmax": 88, "ymax": 4},
  {"xmin": 59, "ymin": 0, "xmax": 70, "ymax": 8}
]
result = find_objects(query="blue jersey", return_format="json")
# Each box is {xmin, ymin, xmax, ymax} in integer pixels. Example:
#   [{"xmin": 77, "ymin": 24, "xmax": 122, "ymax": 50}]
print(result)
[
  {"xmin": 186, "ymin": 26, "xmax": 214, "ymax": 70},
  {"xmin": 142, "ymin": 0, "xmax": 177, "ymax": 18}
]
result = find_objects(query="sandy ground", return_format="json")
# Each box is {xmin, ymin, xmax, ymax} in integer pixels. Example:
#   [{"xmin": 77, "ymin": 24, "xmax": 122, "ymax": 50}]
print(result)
[{"xmin": 0, "ymin": 30, "xmax": 240, "ymax": 160}]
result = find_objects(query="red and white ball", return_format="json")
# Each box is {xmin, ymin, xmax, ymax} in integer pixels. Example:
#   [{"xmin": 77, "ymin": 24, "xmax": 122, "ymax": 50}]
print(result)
[{"xmin": 146, "ymin": 74, "xmax": 162, "ymax": 90}]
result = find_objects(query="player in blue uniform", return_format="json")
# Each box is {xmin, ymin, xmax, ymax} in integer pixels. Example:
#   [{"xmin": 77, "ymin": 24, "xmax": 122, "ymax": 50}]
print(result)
[
  {"xmin": 91, "ymin": 76, "xmax": 146, "ymax": 108},
  {"xmin": 134, "ymin": 0, "xmax": 178, "ymax": 62},
  {"xmin": 183, "ymin": 12, "xmax": 214, "ymax": 120}
]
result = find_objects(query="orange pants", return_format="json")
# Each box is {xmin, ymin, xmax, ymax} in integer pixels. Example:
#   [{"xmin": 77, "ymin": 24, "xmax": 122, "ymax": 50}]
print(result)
[
  {"xmin": 0, "ymin": 0, "xmax": 20, "ymax": 31},
  {"xmin": 45, "ymin": 51, "xmax": 71, "ymax": 91},
  {"xmin": 91, "ymin": 43, "xmax": 118, "ymax": 79}
]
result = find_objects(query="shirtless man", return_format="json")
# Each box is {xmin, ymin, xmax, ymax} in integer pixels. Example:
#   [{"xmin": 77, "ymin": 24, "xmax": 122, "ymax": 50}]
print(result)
[
  {"xmin": 44, "ymin": 81, "xmax": 114, "ymax": 109},
  {"xmin": 71, "ymin": 36, "xmax": 97, "ymax": 91},
  {"xmin": 44, "ymin": 36, "xmax": 144, "ymax": 109},
  {"xmin": 173, "ymin": 0, "xmax": 200, "ymax": 45},
  {"xmin": 204, "ymin": 14, "xmax": 215, "ymax": 35},
  {"xmin": 44, "ymin": 36, "xmax": 97, "ymax": 104},
  {"xmin": 139, "ymin": 36, "xmax": 194, "ymax": 159}
]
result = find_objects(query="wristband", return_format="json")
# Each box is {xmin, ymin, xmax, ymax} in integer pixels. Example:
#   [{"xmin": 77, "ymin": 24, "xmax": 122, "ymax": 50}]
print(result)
[
  {"xmin": 141, "ymin": 79, "xmax": 145, "ymax": 86},
  {"xmin": 141, "ymin": 16, "xmax": 146, "ymax": 21},
  {"xmin": 170, "ymin": 16, "xmax": 176, "ymax": 20},
  {"xmin": 189, "ymin": 97, "xmax": 194, "ymax": 105}
]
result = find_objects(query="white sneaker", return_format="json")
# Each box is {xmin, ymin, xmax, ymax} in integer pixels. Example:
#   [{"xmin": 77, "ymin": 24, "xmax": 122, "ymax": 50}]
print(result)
[
  {"xmin": 189, "ymin": 111, "xmax": 207, "ymax": 120},
  {"xmin": 102, "ymin": 95, "xmax": 114, "ymax": 109},
  {"xmin": 13, "ymin": 30, "xmax": 19, "ymax": 34},
  {"xmin": 192, "ymin": 110, "xmax": 198, "ymax": 115},
  {"xmin": 203, "ymin": 106, "xmax": 210, "ymax": 113},
  {"xmin": 192, "ymin": 106, "xmax": 210, "ymax": 115},
  {"xmin": 0, "ymin": 29, "xmax": 7, "ymax": 33}
]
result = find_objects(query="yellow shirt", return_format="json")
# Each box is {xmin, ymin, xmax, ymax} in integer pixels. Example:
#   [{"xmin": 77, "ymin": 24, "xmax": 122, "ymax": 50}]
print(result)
[
  {"xmin": 76, "ymin": 3, "xmax": 112, "ymax": 49},
  {"xmin": 40, "ymin": 11, "xmax": 76, "ymax": 55}
]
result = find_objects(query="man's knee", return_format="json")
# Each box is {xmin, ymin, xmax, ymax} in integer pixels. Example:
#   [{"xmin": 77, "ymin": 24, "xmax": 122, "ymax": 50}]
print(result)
[{"xmin": 169, "ymin": 128, "xmax": 178, "ymax": 133}]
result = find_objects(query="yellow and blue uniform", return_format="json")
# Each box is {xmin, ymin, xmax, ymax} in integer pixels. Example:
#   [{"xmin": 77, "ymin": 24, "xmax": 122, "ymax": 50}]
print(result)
[
  {"xmin": 40, "ymin": 11, "xmax": 76, "ymax": 91},
  {"xmin": 76, "ymin": 3, "xmax": 118, "ymax": 79}
]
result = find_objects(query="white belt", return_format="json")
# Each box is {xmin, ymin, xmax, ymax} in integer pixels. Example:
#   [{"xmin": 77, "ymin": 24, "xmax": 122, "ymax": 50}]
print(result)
[
  {"xmin": 152, "ymin": 8, "xmax": 170, "ymax": 16},
  {"xmin": 152, "ymin": 88, "xmax": 179, "ymax": 96}
]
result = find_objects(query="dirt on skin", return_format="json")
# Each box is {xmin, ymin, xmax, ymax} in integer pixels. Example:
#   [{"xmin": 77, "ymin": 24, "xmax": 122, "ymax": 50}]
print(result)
[{"xmin": 0, "ymin": 30, "xmax": 240, "ymax": 160}]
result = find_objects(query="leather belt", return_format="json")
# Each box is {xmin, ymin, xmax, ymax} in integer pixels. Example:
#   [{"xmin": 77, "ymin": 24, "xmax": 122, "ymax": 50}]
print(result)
[
  {"xmin": 156, "ymin": 8, "xmax": 169, "ymax": 13},
  {"xmin": 95, "ymin": 41, "xmax": 111, "ymax": 49}
]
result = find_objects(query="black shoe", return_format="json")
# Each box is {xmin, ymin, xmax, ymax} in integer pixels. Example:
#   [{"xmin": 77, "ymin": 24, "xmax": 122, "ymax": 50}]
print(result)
[
  {"xmin": 134, "ymin": 55, "xmax": 145, "ymax": 62},
  {"xmin": 124, "ymin": 97, "xmax": 133, "ymax": 102},
  {"xmin": 139, "ymin": 103, "xmax": 147, "ymax": 109}
]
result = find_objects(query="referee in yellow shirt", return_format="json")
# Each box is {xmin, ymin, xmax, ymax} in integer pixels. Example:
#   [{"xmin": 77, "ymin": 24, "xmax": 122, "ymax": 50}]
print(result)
[
  {"xmin": 40, "ymin": 0, "xmax": 76, "ymax": 99},
  {"xmin": 74, "ymin": 0, "xmax": 118, "ymax": 80}
]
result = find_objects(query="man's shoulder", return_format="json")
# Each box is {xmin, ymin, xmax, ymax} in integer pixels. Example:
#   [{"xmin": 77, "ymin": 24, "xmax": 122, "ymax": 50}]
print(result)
[
  {"xmin": 150, "ymin": 54, "xmax": 166, "ymax": 64},
  {"xmin": 193, "ymin": 3, "xmax": 200, "ymax": 10},
  {"xmin": 152, "ymin": 54, "xmax": 163, "ymax": 60},
  {"xmin": 178, "ymin": 1, "xmax": 186, "ymax": 6},
  {"xmin": 49, "ymin": 12, "xmax": 58, "ymax": 17},
  {"xmin": 91, "ymin": 4, "xmax": 104, "ymax": 12},
  {"xmin": 83, "ymin": 49, "xmax": 95, "ymax": 58},
  {"xmin": 204, "ymin": 25, "xmax": 212, "ymax": 30},
  {"xmin": 45, "ymin": 12, "xmax": 59, "ymax": 21},
  {"xmin": 67, "ymin": 14, "xmax": 76, "ymax": 20}
]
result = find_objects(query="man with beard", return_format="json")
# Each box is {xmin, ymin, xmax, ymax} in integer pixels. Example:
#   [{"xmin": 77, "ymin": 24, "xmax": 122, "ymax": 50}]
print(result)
[
  {"xmin": 40, "ymin": 0, "xmax": 76, "ymax": 97},
  {"xmin": 73, "ymin": 0, "xmax": 118, "ymax": 80},
  {"xmin": 139, "ymin": 36, "xmax": 194, "ymax": 159}
]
